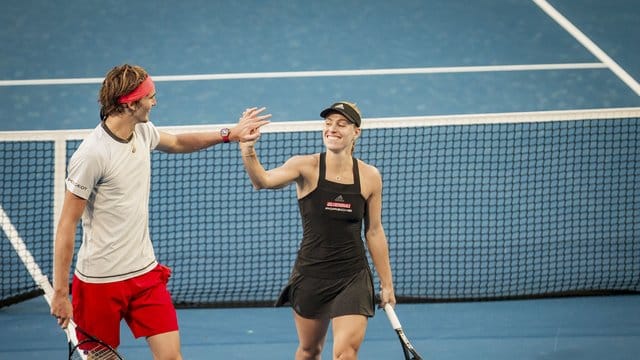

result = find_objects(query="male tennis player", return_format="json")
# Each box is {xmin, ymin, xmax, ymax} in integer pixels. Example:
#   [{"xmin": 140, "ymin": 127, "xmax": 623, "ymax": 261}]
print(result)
[
  {"xmin": 239, "ymin": 102, "xmax": 396, "ymax": 359},
  {"xmin": 50, "ymin": 64, "xmax": 270, "ymax": 359}
]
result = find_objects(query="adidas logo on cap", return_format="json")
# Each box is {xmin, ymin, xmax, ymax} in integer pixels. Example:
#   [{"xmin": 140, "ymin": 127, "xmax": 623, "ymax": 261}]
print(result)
[{"xmin": 320, "ymin": 101, "xmax": 362, "ymax": 127}]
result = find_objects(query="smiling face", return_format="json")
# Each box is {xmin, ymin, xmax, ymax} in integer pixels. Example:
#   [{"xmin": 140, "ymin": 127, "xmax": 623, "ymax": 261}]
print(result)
[
  {"xmin": 322, "ymin": 112, "xmax": 361, "ymax": 152},
  {"xmin": 130, "ymin": 91, "xmax": 157, "ymax": 123}
]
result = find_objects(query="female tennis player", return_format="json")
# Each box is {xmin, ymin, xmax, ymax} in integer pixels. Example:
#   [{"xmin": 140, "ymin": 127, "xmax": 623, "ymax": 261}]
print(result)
[{"xmin": 239, "ymin": 102, "xmax": 396, "ymax": 359}]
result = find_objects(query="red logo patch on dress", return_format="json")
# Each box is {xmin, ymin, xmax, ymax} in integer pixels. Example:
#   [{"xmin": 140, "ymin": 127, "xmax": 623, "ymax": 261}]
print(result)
[{"xmin": 325, "ymin": 195, "xmax": 352, "ymax": 212}]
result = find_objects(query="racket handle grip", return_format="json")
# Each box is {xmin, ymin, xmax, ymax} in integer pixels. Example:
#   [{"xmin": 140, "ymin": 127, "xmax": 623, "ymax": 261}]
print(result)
[{"xmin": 384, "ymin": 303, "xmax": 402, "ymax": 330}]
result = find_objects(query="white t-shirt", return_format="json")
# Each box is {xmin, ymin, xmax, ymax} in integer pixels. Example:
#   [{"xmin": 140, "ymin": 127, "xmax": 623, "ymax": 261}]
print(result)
[{"xmin": 66, "ymin": 121, "xmax": 160, "ymax": 283}]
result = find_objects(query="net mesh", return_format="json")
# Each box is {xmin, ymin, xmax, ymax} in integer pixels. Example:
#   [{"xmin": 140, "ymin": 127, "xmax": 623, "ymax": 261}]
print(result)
[{"xmin": 2, "ymin": 109, "xmax": 639, "ymax": 308}]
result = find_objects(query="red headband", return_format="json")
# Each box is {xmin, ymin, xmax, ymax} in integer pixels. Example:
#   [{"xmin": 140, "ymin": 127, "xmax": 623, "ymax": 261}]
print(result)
[{"xmin": 118, "ymin": 76, "xmax": 155, "ymax": 104}]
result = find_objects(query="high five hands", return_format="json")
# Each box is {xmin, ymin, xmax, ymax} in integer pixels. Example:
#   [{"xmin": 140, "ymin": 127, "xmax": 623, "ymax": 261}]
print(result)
[{"xmin": 233, "ymin": 107, "xmax": 271, "ymax": 144}]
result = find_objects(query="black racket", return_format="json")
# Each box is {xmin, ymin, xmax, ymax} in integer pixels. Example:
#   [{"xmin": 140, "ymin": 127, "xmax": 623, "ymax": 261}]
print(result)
[
  {"xmin": 35, "ymin": 276, "xmax": 124, "ymax": 359},
  {"xmin": 66, "ymin": 320, "xmax": 124, "ymax": 360},
  {"xmin": 383, "ymin": 304, "xmax": 424, "ymax": 360}
]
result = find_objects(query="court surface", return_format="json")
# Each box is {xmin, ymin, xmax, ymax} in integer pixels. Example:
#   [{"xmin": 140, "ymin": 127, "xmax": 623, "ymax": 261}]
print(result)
[
  {"xmin": 2, "ymin": 294, "xmax": 639, "ymax": 359},
  {"xmin": 1, "ymin": 0, "xmax": 639, "ymax": 359}
]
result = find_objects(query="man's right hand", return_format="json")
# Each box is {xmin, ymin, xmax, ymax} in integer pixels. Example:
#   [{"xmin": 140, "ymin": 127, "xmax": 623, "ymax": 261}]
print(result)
[{"xmin": 50, "ymin": 290, "xmax": 73, "ymax": 329}]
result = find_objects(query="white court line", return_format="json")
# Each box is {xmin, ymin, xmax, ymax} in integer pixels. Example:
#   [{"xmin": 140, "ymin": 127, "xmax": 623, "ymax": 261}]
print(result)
[
  {"xmin": 533, "ymin": 0, "xmax": 640, "ymax": 96},
  {"xmin": 1, "ymin": 204, "xmax": 88, "ymax": 359},
  {"xmin": 3, "ymin": 107, "xmax": 638, "ymax": 138},
  {"xmin": 0, "ymin": 204, "xmax": 52, "ymax": 296},
  {"xmin": 0, "ymin": 63, "xmax": 606, "ymax": 86}
]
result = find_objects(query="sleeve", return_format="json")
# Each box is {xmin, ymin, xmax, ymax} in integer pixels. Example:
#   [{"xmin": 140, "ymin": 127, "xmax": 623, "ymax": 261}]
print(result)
[
  {"xmin": 65, "ymin": 146, "xmax": 102, "ymax": 200},
  {"xmin": 138, "ymin": 121, "xmax": 160, "ymax": 151}
]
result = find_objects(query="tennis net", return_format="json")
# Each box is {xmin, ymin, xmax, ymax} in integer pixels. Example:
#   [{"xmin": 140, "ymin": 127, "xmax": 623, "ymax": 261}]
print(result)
[{"xmin": 2, "ymin": 108, "xmax": 639, "ymax": 308}]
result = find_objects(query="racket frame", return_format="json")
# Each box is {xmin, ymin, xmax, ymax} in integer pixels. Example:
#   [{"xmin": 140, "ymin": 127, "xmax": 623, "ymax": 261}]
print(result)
[
  {"xmin": 383, "ymin": 304, "xmax": 424, "ymax": 360},
  {"xmin": 38, "ymin": 276, "xmax": 123, "ymax": 359},
  {"xmin": 68, "ymin": 321, "xmax": 124, "ymax": 359}
]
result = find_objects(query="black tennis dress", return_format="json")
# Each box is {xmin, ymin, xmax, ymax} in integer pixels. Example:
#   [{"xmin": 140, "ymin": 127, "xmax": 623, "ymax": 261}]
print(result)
[{"xmin": 275, "ymin": 152, "xmax": 375, "ymax": 319}]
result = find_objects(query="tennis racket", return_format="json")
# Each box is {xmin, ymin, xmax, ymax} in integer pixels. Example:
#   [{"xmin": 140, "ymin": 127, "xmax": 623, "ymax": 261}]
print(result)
[
  {"xmin": 66, "ymin": 320, "xmax": 124, "ymax": 360},
  {"xmin": 5, "ymin": 211, "xmax": 123, "ymax": 359},
  {"xmin": 37, "ymin": 276, "xmax": 124, "ymax": 359},
  {"xmin": 383, "ymin": 304, "xmax": 424, "ymax": 360}
]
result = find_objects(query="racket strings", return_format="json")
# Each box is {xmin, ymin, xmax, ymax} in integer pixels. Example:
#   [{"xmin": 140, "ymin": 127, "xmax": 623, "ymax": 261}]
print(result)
[{"xmin": 72, "ymin": 342, "xmax": 122, "ymax": 360}]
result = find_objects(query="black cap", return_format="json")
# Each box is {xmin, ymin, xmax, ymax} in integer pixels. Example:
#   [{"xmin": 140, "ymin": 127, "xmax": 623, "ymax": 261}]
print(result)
[{"xmin": 320, "ymin": 102, "xmax": 361, "ymax": 127}]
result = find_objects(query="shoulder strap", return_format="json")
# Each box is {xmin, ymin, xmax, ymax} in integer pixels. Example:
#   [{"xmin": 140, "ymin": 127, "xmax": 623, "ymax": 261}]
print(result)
[
  {"xmin": 318, "ymin": 152, "xmax": 327, "ymax": 186},
  {"xmin": 351, "ymin": 157, "xmax": 361, "ymax": 191}
]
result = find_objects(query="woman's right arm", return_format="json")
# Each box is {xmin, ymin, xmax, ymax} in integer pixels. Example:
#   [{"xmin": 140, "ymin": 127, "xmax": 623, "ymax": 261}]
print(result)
[{"xmin": 239, "ymin": 142, "xmax": 306, "ymax": 190}]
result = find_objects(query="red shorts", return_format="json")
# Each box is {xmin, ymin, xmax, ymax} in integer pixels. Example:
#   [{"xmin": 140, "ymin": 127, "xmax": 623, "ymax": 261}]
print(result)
[{"xmin": 71, "ymin": 264, "xmax": 179, "ymax": 348}]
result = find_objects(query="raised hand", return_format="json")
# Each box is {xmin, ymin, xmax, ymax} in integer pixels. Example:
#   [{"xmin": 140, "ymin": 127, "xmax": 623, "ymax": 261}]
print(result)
[{"xmin": 232, "ymin": 107, "xmax": 271, "ymax": 144}]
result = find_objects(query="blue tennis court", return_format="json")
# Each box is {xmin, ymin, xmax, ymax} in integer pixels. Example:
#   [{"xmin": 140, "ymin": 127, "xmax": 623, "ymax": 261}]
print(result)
[
  {"xmin": 3, "ymin": 294, "xmax": 638, "ymax": 359},
  {"xmin": 1, "ymin": 1, "xmax": 639, "ymax": 359}
]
